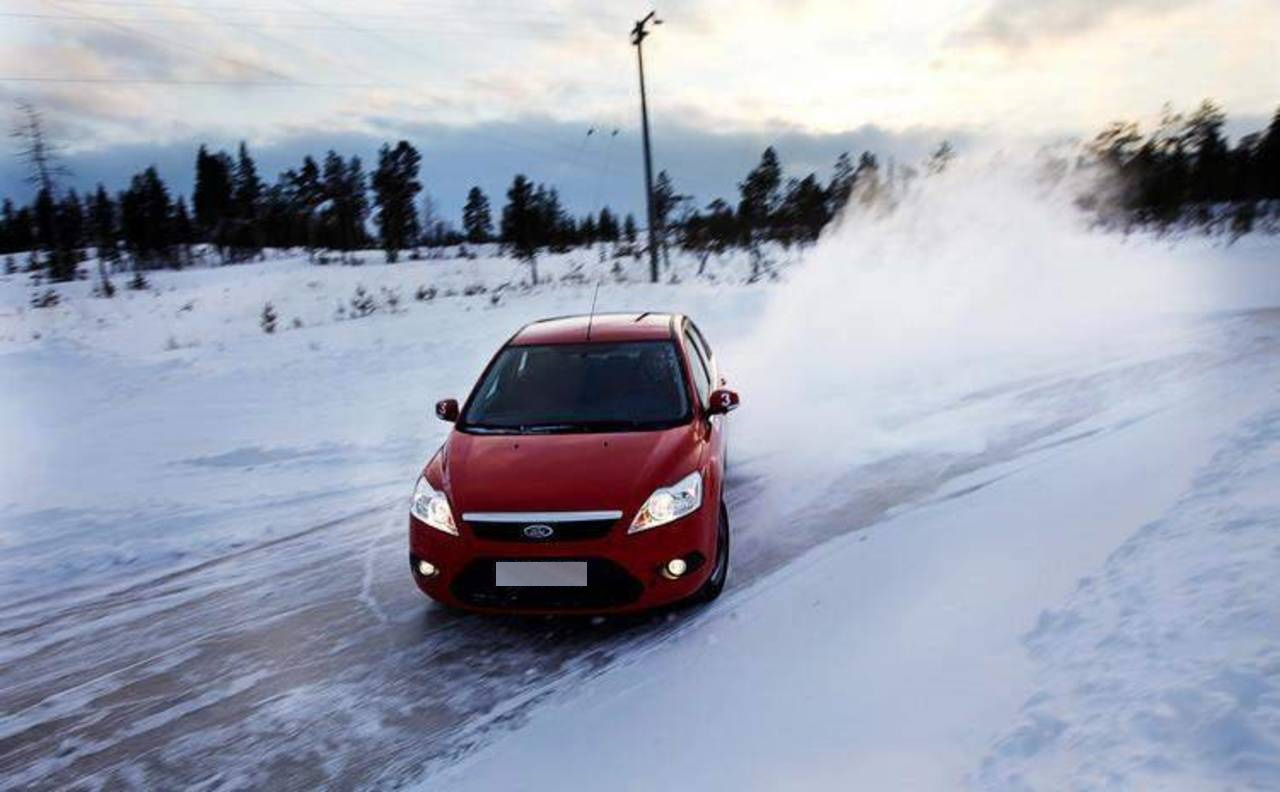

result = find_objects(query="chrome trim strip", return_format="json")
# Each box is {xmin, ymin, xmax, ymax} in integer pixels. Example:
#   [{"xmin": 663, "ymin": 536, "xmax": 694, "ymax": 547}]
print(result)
[{"xmin": 461, "ymin": 510, "xmax": 623, "ymax": 523}]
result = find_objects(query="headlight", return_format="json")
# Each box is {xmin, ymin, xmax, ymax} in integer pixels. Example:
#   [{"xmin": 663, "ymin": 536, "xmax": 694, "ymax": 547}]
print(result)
[
  {"xmin": 629, "ymin": 471, "xmax": 703, "ymax": 533},
  {"xmin": 411, "ymin": 475, "xmax": 458, "ymax": 535}
]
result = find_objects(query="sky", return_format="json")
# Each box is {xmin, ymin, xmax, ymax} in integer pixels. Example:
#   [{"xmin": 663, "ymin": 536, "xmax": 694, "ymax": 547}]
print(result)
[{"xmin": 1, "ymin": 0, "xmax": 1277, "ymax": 223}]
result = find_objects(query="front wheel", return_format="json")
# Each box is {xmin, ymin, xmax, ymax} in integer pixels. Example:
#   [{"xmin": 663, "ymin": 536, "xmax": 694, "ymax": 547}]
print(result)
[{"xmin": 689, "ymin": 506, "xmax": 730, "ymax": 604}]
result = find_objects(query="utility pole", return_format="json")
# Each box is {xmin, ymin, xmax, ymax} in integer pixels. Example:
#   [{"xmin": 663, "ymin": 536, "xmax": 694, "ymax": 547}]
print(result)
[{"xmin": 631, "ymin": 10, "xmax": 662, "ymax": 283}]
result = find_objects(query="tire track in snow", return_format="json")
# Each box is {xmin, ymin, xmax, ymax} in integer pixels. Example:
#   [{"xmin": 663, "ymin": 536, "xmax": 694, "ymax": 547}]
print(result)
[{"xmin": 4, "ymin": 315, "xmax": 1276, "ymax": 790}]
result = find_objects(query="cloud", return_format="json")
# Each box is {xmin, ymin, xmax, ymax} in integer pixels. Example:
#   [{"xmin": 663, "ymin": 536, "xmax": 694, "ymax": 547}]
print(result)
[
  {"xmin": 0, "ymin": 116, "xmax": 967, "ymax": 226},
  {"xmin": 3, "ymin": 0, "xmax": 1269, "ymax": 187},
  {"xmin": 0, "ymin": 13, "xmax": 301, "ymax": 147},
  {"xmin": 955, "ymin": 0, "xmax": 1198, "ymax": 48}
]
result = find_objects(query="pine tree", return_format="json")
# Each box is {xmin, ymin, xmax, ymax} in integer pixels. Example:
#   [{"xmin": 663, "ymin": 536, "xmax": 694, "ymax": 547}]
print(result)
[
  {"xmin": 0, "ymin": 199, "xmax": 16, "ymax": 254},
  {"xmin": 88, "ymin": 185, "xmax": 118, "ymax": 295},
  {"xmin": 853, "ymin": 152, "xmax": 882, "ymax": 208},
  {"xmin": 1138, "ymin": 104, "xmax": 1191, "ymax": 225},
  {"xmin": 623, "ymin": 213, "xmax": 638, "ymax": 243},
  {"xmin": 193, "ymin": 146, "xmax": 234, "ymax": 251},
  {"xmin": 320, "ymin": 151, "xmax": 368, "ymax": 255},
  {"xmin": 346, "ymin": 156, "xmax": 370, "ymax": 253},
  {"xmin": 500, "ymin": 174, "xmax": 539, "ymax": 279},
  {"xmin": 680, "ymin": 198, "xmax": 736, "ymax": 274},
  {"xmin": 1228, "ymin": 133, "xmax": 1262, "ymax": 203},
  {"xmin": 738, "ymin": 147, "xmax": 782, "ymax": 241},
  {"xmin": 532, "ymin": 185, "xmax": 567, "ymax": 252},
  {"xmin": 1183, "ymin": 100, "xmax": 1229, "ymax": 206},
  {"xmin": 653, "ymin": 170, "xmax": 685, "ymax": 229},
  {"xmin": 58, "ymin": 190, "xmax": 85, "ymax": 255},
  {"xmin": 372, "ymin": 140, "xmax": 423, "ymax": 262},
  {"xmin": 1257, "ymin": 106, "xmax": 1280, "ymax": 201},
  {"xmin": 317, "ymin": 150, "xmax": 343, "ymax": 249},
  {"xmin": 120, "ymin": 167, "xmax": 175, "ymax": 268},
  {"xmin": 1090, "ymin": 121, "xmax": 1144, "ymax": 167},
  {"xmin": 462, "ymin": 186, "xmax": 493, "ymax": 243},
  {"xmin": 828, "ymin": 152, "xmax": 855, "ymax": 217},
  {"xmin": 579, "ymin": 213, "xmax": 598, "ymax": 244},
  {"xmin": 231, "ymin": 142, "xmax": 264, "ymax": 259},
  {"xmin": 89, "ymin": 185, "xmax": 117, "ymax": 259},
  {"xmin": 285, "ymin": 155, "xmax": 324, "ymax": 255},
  {"xmin": 259, "ymin": 183, "xmax": 292, "ymax": 248},
  {"xmin": 597, "ymin": 207, "xmax": 620, "ymax": 241},
  {"xmin": 778, "ymin": 174, "xmax": 830, "ymax": 243},
  {"xmin": 10, "ymin": 206, "xmax": 35, "ymax": 254}
]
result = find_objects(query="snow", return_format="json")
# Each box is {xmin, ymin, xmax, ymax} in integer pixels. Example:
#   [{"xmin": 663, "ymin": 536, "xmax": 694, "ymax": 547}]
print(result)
[
  {"xmin": 2, "ymin": 160, "xmax": 1279, "ymax": 790},
  {"xmin": 427, "ymin": 329, "xmax": 1280, "ymax": 792},
  {"xmin": 0, "ymin": 246, "xmax": 782, "ymax": 608},
  {"xmin": 979, "ymin": 398, "xmax": 1280, "ymax": 790}
]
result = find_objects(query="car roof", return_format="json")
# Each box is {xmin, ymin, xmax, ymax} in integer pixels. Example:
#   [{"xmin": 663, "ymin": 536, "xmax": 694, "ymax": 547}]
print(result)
[{"xmin": 509, "ymin": 313, "xmax": 681, "ymax": 345}]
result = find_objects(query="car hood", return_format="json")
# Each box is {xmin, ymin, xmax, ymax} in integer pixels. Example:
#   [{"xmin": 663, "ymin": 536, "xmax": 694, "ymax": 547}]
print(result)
[{"xmin": 437, "ymin": 425, "xmax": 702, "ymax": 516}]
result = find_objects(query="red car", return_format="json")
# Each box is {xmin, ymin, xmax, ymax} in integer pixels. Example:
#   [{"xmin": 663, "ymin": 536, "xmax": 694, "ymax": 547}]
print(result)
[{"xmin": 409, "ymin": 312, "xmax": 740, "ymax": 614}]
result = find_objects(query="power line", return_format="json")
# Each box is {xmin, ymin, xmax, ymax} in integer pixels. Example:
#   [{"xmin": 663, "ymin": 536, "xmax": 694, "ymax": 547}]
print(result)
[
  {"xmin": 37, "ymin": 0, "xmax": 295, "ymax": 83},
  {"xmin": 0, "ymin": 10, "xmax": 578, "ymax": 39},
  {"xmin": 0, "ymin": 75, "xmax": 371, "ymax": 87},
  {"xmin": 51, "ymin": 0, "xmax": 575, "ymax": 17}
]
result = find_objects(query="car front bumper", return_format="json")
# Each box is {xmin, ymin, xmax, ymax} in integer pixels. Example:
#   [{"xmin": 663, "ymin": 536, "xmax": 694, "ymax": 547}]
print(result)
[{"xmin": 408, "ymin": 505, "xmax": 718, "ymax": 614}]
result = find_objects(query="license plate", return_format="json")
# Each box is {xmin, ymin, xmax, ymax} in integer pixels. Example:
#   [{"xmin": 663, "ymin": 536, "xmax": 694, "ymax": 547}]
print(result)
[{"xmin": 495, "ymin": 561, "xmax": 588, "ymax": 587}]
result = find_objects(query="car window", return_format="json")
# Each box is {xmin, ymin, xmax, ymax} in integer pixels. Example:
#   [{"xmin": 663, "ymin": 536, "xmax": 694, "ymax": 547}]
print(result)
[
  {"xmin": 683, "ymin": 328, "xmax": 713, "ymax": 406},
  {"xmin": 461, "ymin": 341, "xmax": 692, "ymax": 433}
]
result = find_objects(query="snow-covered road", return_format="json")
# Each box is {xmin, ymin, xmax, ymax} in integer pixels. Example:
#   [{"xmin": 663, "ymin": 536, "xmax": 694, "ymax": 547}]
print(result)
[{"xmin": 2, "ymin": 295, "xmax": 1276, "ymax": 789}]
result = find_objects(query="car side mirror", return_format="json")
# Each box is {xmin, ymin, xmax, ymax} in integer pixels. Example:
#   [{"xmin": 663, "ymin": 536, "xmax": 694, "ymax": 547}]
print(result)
[
  {"xmin": 435, "ymin": 398, "xmax": 459, "ymax": 422},
  {"xmin": 706, "ymin": 388, "xmax": 739, "ymax": 416}
]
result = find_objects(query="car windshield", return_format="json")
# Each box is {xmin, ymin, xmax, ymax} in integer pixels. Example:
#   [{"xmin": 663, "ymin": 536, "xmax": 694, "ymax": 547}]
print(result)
[{"xmin": 460, "ymin": 341, "xmax": 691, "ymax": 433}]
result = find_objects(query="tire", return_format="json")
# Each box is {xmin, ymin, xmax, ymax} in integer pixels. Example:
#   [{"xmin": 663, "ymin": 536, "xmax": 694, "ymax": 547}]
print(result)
[{"xmin": 690, "ymin": 505, "xmax": 730, "ymax": 604}]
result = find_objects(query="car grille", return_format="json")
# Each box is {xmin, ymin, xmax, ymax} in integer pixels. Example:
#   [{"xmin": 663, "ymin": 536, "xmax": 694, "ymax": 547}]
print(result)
[
  {"xmin": 451, "ymin": 558, "xmax": 643, "ymax": 610},
  {"xmin": 466, "ymin": 518, "xmax": 618, "ymax": 542}
]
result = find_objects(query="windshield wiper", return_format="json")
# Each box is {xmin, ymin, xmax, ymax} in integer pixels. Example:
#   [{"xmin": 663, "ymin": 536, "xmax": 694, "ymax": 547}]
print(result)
[
  {"xmin": 524, "ymin": 420, "xmax": 657, "ymax": 433},
  {"xmin": 519, "ymin": 423, "xmax": 593, "ymax": 434},
  {"xmin": 460, "ymin": 423, "xmax": 522, "ymax": 434},
  {"xmin": 466, "ymin": 420, "xmax": 671, "ymax": 435}
]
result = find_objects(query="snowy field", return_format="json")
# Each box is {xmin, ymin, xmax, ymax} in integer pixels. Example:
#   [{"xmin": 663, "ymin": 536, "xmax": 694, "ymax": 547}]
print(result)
[
  {"xmin": 2, "ymin": 165, "xmax": 1279, "ymax": 790},
  {"xmin": 0, "ymin": 244, "xmax": 787, "ymax": 605}
]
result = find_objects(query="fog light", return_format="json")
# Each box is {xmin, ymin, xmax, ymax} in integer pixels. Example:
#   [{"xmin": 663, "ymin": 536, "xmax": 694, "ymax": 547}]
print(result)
[
  {"xmin": 416, "ymin": 560, "xmax": 438, "ymax": 578},
  {"xmin": 664, "ymin": 558, "xmax": 688, "ymax": 579}
]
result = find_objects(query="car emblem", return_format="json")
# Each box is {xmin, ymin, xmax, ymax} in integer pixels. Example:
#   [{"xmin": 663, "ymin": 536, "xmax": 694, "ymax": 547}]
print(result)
[{"xmin": 522, "ymin": 524, "xmax": 555, "ymax": 539}]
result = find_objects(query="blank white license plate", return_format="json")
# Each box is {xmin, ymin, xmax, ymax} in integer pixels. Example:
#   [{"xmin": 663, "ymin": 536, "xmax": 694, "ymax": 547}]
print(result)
[{"xmin": 495, "ymin": 561, "xmax": 588, "ymax": 587}]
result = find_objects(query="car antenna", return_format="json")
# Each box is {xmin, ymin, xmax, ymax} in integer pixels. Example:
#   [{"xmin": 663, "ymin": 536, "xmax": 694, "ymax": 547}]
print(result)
[{"xmin": 586, "ymin": 279, "xmax": 601, "ymax": 341}]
